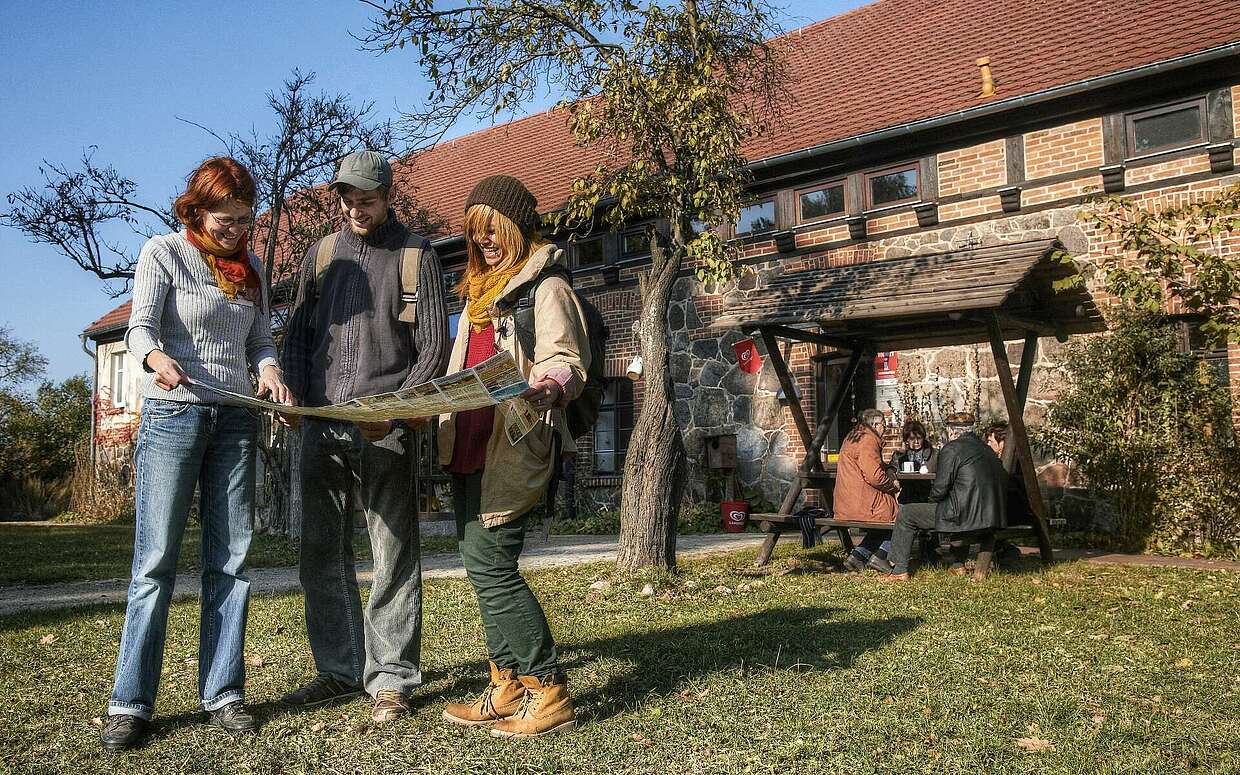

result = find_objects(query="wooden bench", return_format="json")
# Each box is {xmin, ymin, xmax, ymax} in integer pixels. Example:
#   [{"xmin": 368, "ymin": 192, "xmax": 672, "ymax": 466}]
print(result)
[{"xmin": 750, "ymin": 511, "xmax": 1036, "ymax": 579}]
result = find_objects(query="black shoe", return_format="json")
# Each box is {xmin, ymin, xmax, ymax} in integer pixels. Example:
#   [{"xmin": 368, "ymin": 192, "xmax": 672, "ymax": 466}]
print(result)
[
  {"xmin": 207, "ymin": 701, "xmax": 257, "ymax": 733},
  {"xmin": 280, "ymin": 673, "xmax": 363, "ymax": 709},
  {"xmin": 996, "ymin": 542, "xmax": 1023, "ymax": 566},
  {"xmin": 101, "ymin": 713, "xmax": 148, "ymax": 752},
  {"xmin": 843, "ymin": 551, "xmax": 867, "ymax": 573},
  {"xmin": 867, "ymin": 554, "xmax": 894, "ymax": 573}
]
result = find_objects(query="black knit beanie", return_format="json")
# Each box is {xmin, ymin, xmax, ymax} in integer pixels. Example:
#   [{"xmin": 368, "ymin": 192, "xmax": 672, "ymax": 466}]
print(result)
[{"xmin": 465, "ymin": 175, "xmax": 540, "ymax": 235}]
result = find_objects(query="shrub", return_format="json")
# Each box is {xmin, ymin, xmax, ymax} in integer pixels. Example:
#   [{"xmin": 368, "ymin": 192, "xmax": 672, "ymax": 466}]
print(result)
[{"xmin": 1040, "ymin": 310, "xmax": 1237, "ymax": 554}]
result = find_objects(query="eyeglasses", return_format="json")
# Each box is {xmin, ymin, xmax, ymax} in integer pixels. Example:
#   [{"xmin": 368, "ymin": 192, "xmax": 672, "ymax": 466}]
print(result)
[{"xmin": 206, "ymin": 213, "xmax": 254, "ymax": 229}]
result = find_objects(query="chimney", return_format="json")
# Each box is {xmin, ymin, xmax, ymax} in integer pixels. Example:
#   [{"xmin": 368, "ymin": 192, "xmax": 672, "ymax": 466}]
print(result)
[{"xmin": 976, "ymin": 57, "xmax": 995, "ymax": 98}]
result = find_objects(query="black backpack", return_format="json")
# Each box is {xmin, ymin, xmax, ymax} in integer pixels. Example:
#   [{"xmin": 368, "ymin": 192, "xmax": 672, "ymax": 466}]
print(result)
[{"xmin": 499, "ymin": 265, "xmax": 609, "ymax": 440}]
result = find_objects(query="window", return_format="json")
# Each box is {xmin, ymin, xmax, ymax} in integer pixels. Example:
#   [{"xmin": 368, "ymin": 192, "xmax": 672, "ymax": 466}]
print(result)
[
  {"xmin": 735, "ymin": 199, "xmax": 776, "ymax": 236},
  {"xmin": 110, "ymin": 351, "xmax": 128, "ymax": 408},
  {"xmin": 593, "ymin": 379, "xmax": 634, "ymax": 474},
  {"xmin": 797, "ymin": 181, "xmax": 846, "ymax": 223},
  {"xmin": 621, "ymin": 229, "xmax": 651, "ymax": 259},
  {"xmin": 1126, "ymin": 99, "xmax": 1207, "ymax": 157},
  {"xmin": 1179, "ymin": 320, "xmax": 1231, "ymax": 389},
  {"xmin": 574, "ymin": 237, "xmax": 606, "ymax": 268},
  {"xmin": 865, "ymin": 165, "xmax": 920, "ymax": 208}
]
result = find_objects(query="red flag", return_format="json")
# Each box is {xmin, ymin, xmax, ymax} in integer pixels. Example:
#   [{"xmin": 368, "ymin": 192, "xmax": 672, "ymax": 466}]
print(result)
[{"xmin": 733, "ymin": 338, "xmax": 763, "ymax": 374}]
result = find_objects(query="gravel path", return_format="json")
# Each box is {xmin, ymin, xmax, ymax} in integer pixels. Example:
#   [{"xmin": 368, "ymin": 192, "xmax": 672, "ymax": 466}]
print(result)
[{"xmin": 0, "ymin": 533, "xmax": 764, "ymax": 616}]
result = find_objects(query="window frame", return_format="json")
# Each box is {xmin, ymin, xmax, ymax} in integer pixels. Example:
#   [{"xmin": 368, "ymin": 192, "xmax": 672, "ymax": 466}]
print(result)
[
  {"xmin": 572, "ymin": 235, "xmax": 608, "ymax": 270},
  {"xmin": 863, "ymin": 162, "xmax": 922, "ymax": 210},
  {"xmin": 794, "ymin": 178, "xmax": 848, "ymax": 225},
  {"xmin": 593, "ymin": 378, "xmax": 634, "ymax": 475},
  {"xmin": 1124, "ymin": 97, "xmax": 1209, "ymax": 159},
  {"xmin": 733, "ymin": 197, "xmax": 778, "ymax": 237},
  {"xmin": 110, "ymin": 351, "xmax": 128, "ymax": 409},
  {"xmin": 619, "ymin": 226, "xmax": 654, "ymax": 262}
]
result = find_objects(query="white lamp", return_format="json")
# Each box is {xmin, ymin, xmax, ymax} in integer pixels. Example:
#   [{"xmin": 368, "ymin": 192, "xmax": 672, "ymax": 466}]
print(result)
[{"xmin": 626, "ymin": 355, "xmax": 644, "ymax": 381}]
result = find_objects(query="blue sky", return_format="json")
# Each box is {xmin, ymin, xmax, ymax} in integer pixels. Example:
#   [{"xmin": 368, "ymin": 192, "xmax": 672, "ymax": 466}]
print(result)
[{"xmin": 0, "ymin": 0, "xmax": 864, "ymax": 385}]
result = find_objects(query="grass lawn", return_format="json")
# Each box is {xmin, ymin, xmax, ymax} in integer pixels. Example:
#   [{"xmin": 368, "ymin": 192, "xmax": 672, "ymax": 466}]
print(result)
[
  {"xmin": 0, "ymin": 523, "xmax": 458, "ymax": 585},
  {"xmin": 1, "ymin": 546, "xmax": 1236, "ymax": 774}
]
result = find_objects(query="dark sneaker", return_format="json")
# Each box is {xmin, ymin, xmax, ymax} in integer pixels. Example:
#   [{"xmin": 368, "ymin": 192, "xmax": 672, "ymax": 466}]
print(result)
[
  {"xmin": 842, "ymin": 551, "xmax": 867, "ymax": 573},
  {"xmin": 280, "ymin": 674, "xmax": 363, "ymax": 709},
  {"xmin": 372, "ymin": 689, "xmax": 410, "ymax": 724},
  {"xmin": 867, "ymin": 554, "xmax": 894, "ymax": 573},
  {"xmin": 207, "ymin": 701, "xmax": 257, "ymax": 733},
  {"xmin": 101, "ymin": 713, "xmax": 148, "ymax": 752},
  {"xmin": 996, "ymin": 542, "xmax": 1023, "ymax": 567}
]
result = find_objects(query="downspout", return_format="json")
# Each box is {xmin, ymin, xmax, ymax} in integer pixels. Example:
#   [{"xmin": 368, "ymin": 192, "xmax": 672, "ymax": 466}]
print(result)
[{"xmin": 80, "ymin": 332, "xmax": 97, "ymax": 480}]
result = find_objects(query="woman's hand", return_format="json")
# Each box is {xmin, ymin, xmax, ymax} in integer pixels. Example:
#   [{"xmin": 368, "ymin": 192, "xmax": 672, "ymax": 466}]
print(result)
[
  {"xmin": 520, "ymin": 378, "xmax": 563, "ymax": 413},
  {"xmin": 147, "ymin": 350, "xmax": 188, "ymax": 391},
  {"xmin": 257, "ymin": 365, "xmax": 299, "ymax": 428}
]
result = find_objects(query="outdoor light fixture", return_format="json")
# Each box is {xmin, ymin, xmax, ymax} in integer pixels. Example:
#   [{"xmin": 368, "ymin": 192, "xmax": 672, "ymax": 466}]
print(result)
[{"xmin": 626, "ymin": 355, "xmax": 644, "ymax": 381}]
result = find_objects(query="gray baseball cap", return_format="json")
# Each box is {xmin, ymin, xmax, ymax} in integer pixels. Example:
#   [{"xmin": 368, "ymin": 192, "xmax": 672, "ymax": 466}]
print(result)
[{"xmin": 329, "ymin": 150, "xmax": 393, "ymax": 192}]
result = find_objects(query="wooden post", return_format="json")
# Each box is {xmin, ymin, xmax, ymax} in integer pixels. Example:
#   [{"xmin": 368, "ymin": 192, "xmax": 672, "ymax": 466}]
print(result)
[
  {"xmin": 760, "ymin": 329, "xmax": 814, "ymax": 451},
  {"xmin": 987, "ymin": 316, "xmax": 1054, "ymax": 563},
  {"xmin": 1002, "ymin": 333, "xmax": 1039, "ymax": 472}
]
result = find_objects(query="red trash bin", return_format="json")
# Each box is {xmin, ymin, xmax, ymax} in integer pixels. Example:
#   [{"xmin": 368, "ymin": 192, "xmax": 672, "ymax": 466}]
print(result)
[{"xmin": 720, "ymin": 500, "xmax": 749, "ymax": 533}]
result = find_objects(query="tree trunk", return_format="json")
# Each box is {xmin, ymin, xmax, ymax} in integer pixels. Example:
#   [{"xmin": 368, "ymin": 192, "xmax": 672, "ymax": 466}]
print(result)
[{"xmin": 616, "ymin": 237, "xmax": 685, "ymax": 573}]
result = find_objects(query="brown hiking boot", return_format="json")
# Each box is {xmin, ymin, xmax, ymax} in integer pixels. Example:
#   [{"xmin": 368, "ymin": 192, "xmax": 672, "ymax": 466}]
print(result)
[
  {"xmin": 443, "ymin": 662, "xmax": 525, "ymax": 727},
  {"xmin": 490, "ymin": 674, "xmax": 577, "ymax": 739},
  {"xmin": 371, "ymin": 689, "xmax": 410, "ymax": 724}
]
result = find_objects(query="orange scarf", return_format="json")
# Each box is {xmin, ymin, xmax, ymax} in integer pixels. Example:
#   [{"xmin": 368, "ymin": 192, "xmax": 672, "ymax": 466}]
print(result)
[
  {"xmin": 466, "ymin": 257, "xmax": 528, "ymax": 332},
  {"xmin": 186, "ymin": 228, "xmax": 260, "ymax": 300}
]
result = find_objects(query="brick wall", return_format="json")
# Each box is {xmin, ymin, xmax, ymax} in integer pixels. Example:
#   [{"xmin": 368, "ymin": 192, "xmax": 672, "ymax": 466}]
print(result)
[
  {"xmin": 1125, "ymin": 153, "xmax": 1213, "ymax": 186},
  {"xmin": 1023, "ymin": 118, "xmax": 1105, "ymax": 179},
  {"xmin": 937, "ymin": 139, "xmax": 1007, "ymax": 197}
]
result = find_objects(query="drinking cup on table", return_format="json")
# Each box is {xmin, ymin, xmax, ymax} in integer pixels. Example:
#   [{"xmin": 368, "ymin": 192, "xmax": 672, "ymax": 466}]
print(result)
[
  {"xmin": 920, "ymin": 464, "xmax": 930, "ymax": 474},
  {"xmin": 902, "ymin": 461, "xmax": 914, "ymax": 473}
]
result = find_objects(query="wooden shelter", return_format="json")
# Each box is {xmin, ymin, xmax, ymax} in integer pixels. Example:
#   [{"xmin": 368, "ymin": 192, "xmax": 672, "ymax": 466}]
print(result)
[{"xmin": 710, "ymin": 238, "xmax": 1106, "ymax": 575}]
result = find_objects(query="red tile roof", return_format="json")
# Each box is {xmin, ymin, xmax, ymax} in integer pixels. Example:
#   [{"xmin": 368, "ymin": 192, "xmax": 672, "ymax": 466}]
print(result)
[
  {"xmin": 397, "ymin": 0, "xmax": 1240, "ymax": 235},
  {"xmin": 84, "ymin": 300, "xmax": 132, "ymax": 336},
  {"xmin": 85, "ymin": 0, "xmax": 1240, "ymax": 336}
]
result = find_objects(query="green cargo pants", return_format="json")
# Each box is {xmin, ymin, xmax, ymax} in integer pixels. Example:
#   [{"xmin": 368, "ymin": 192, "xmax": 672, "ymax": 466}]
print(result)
[{"xmin": 452, "ymin": 473, "xmax": 559, "ymax": 678}]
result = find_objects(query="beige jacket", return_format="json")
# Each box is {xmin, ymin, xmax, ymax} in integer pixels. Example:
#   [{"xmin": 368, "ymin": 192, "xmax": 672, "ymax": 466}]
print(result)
[{"xmin": 437, "ymin": 245, "xmax": 590, "ymax": 527}]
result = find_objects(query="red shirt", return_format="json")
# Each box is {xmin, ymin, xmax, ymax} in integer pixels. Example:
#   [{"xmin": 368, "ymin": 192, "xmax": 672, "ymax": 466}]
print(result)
[{"xmin": 445, "ymin": 323, "xmax": 497, "ymax": 475}]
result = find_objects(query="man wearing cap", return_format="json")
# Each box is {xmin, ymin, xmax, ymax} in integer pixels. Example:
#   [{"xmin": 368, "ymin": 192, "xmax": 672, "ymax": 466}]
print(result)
[
  {"xmin": 884, "ymin": 412, "xmax": 1008, "ymax": 580},
  {"xmin": 280, "ymin": 150, "xmax": 449, "ymax": 722}
]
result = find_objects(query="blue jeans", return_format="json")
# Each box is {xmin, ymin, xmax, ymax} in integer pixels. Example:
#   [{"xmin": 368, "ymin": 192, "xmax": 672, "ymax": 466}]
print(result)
[
  {"xmin": 109, "ymin": 399, "xmax": 258, "ymax": 720},
  {"xmin": 298, "ymin": 419, "xmax": 422, "ymax": 697}
]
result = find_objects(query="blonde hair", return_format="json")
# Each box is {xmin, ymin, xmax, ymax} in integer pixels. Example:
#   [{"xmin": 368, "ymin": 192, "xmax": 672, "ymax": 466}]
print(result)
[{"xmin": 456, "ymin": 204, "xmax": 548, "ymax": 301}]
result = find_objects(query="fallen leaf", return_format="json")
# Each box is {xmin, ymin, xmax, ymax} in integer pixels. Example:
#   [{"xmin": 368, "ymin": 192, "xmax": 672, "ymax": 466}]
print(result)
[
  {"xmin": 90, "ymin": 717, "xmax": 104, "ymax": 728},
  {"xmin": 1174, "ymin": 658, "xmax": 1193, "ymax": 668},
  {"xmin": 638, "ymin": 583, "xmax": 655, "ymax": 597},
  {"xmin": 1014, "ymin": 737, "xmax": 1056, "ymax": 753},
  {"xmin": 1091, "ymin": 714, "xmax": 1107, "ymax": 725},
  {"xmin": 246, "ymin": 655, "xmax": 266, "ymax": 667},
  {"xmin": 38, "ymin": 634, "xmax": 57, "ymax": 645},
  {"xmin": 311, "ymin": 721, "xmax": 327, "ymax": 733}
]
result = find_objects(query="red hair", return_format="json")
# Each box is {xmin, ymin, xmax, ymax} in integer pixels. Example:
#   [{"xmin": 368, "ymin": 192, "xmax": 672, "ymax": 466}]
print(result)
[{"xmin": 173, "ymin": 156, "xmax": 257, "ymax": 229}]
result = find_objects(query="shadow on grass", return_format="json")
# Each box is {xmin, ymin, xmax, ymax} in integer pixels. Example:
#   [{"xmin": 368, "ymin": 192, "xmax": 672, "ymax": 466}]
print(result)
[{"xmin": 441, "ymin": 606, "xmax": 921, "ymax": 724}]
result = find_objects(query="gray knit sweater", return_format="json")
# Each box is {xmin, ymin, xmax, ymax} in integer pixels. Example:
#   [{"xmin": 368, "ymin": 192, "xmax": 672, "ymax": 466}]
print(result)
[{"xmin": 126, "ymin": 231, "xmax": 279, "ymax": 405}]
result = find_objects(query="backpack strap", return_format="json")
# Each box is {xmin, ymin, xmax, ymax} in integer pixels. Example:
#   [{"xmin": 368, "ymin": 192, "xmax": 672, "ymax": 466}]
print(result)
[
  {"xmin": 397, "ymin": 235, "xmax": 426, "ymax": 324},
  {"xmin": 311, "ymin": 231, "xmax": 340, "ymax": 301},
  {"xmin": 505, "ymin": 265, "xmax": 572, "ymax": 361}
]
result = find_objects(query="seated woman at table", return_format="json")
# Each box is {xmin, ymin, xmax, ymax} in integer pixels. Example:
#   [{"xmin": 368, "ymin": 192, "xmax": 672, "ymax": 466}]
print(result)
[
  {"xmin": 834, "ymin": 409, "xmax": 897, "ymax": 573},
  {"xmin": 889, "ymin": 419, "xmax": 937, "ymax": 504}
]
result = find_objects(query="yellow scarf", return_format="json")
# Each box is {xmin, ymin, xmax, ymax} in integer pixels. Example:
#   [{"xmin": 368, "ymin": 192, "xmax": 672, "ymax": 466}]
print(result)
[{"xmin": 466, "ymin": 258, "xmax": 528, "ymax": 332}]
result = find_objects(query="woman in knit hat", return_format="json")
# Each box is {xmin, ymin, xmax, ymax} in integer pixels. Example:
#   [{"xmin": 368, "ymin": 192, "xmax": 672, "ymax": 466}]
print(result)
[
  {"xmin": 437, "ymin": 175, "xmax": 589, "ymax": 738},
  {"xmin": 101, "ymin": 157, "xmax": 293, "ymax": 751}
]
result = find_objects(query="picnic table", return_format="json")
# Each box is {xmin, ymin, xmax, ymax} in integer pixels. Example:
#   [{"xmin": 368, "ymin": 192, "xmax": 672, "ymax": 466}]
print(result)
[{"xmin": 709, "ymin": 239, "xmax": 1106, "ymax": 578}]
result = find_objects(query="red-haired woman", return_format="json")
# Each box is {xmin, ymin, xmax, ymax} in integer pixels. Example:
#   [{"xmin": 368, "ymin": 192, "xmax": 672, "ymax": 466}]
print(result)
[{"xmin": 101, "ymin": 157, "xmax": 292, "ymax": 751}]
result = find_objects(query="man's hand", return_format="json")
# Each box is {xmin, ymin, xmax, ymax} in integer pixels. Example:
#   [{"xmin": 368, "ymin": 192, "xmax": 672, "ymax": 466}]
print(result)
[
  {"xmin": 147, "ymin": 350, "xmax": 188, "ymax": 391},
  {"xmin": 356, "ymin": 420, "xmax": 393, "ymax": 442}
]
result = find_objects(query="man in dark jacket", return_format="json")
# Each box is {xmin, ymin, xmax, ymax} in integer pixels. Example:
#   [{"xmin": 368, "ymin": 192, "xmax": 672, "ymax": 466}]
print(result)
[
  {"xmin": 279, "ymin": 151, "xmax": 449, "ymax": 723},
  {"xmin": 884, "ymin": 413, "xmax": 1007, "ymax": 580}
]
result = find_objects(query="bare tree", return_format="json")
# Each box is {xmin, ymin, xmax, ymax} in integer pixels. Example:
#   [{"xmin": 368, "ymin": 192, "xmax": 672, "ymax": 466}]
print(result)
[
  {"xmin": 2, "ymin": 149, "xmax": 179, "ymax": 296},
  {"xmin": 362, "ymin": 0, "xmax": 787, "ymax": 571}
]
